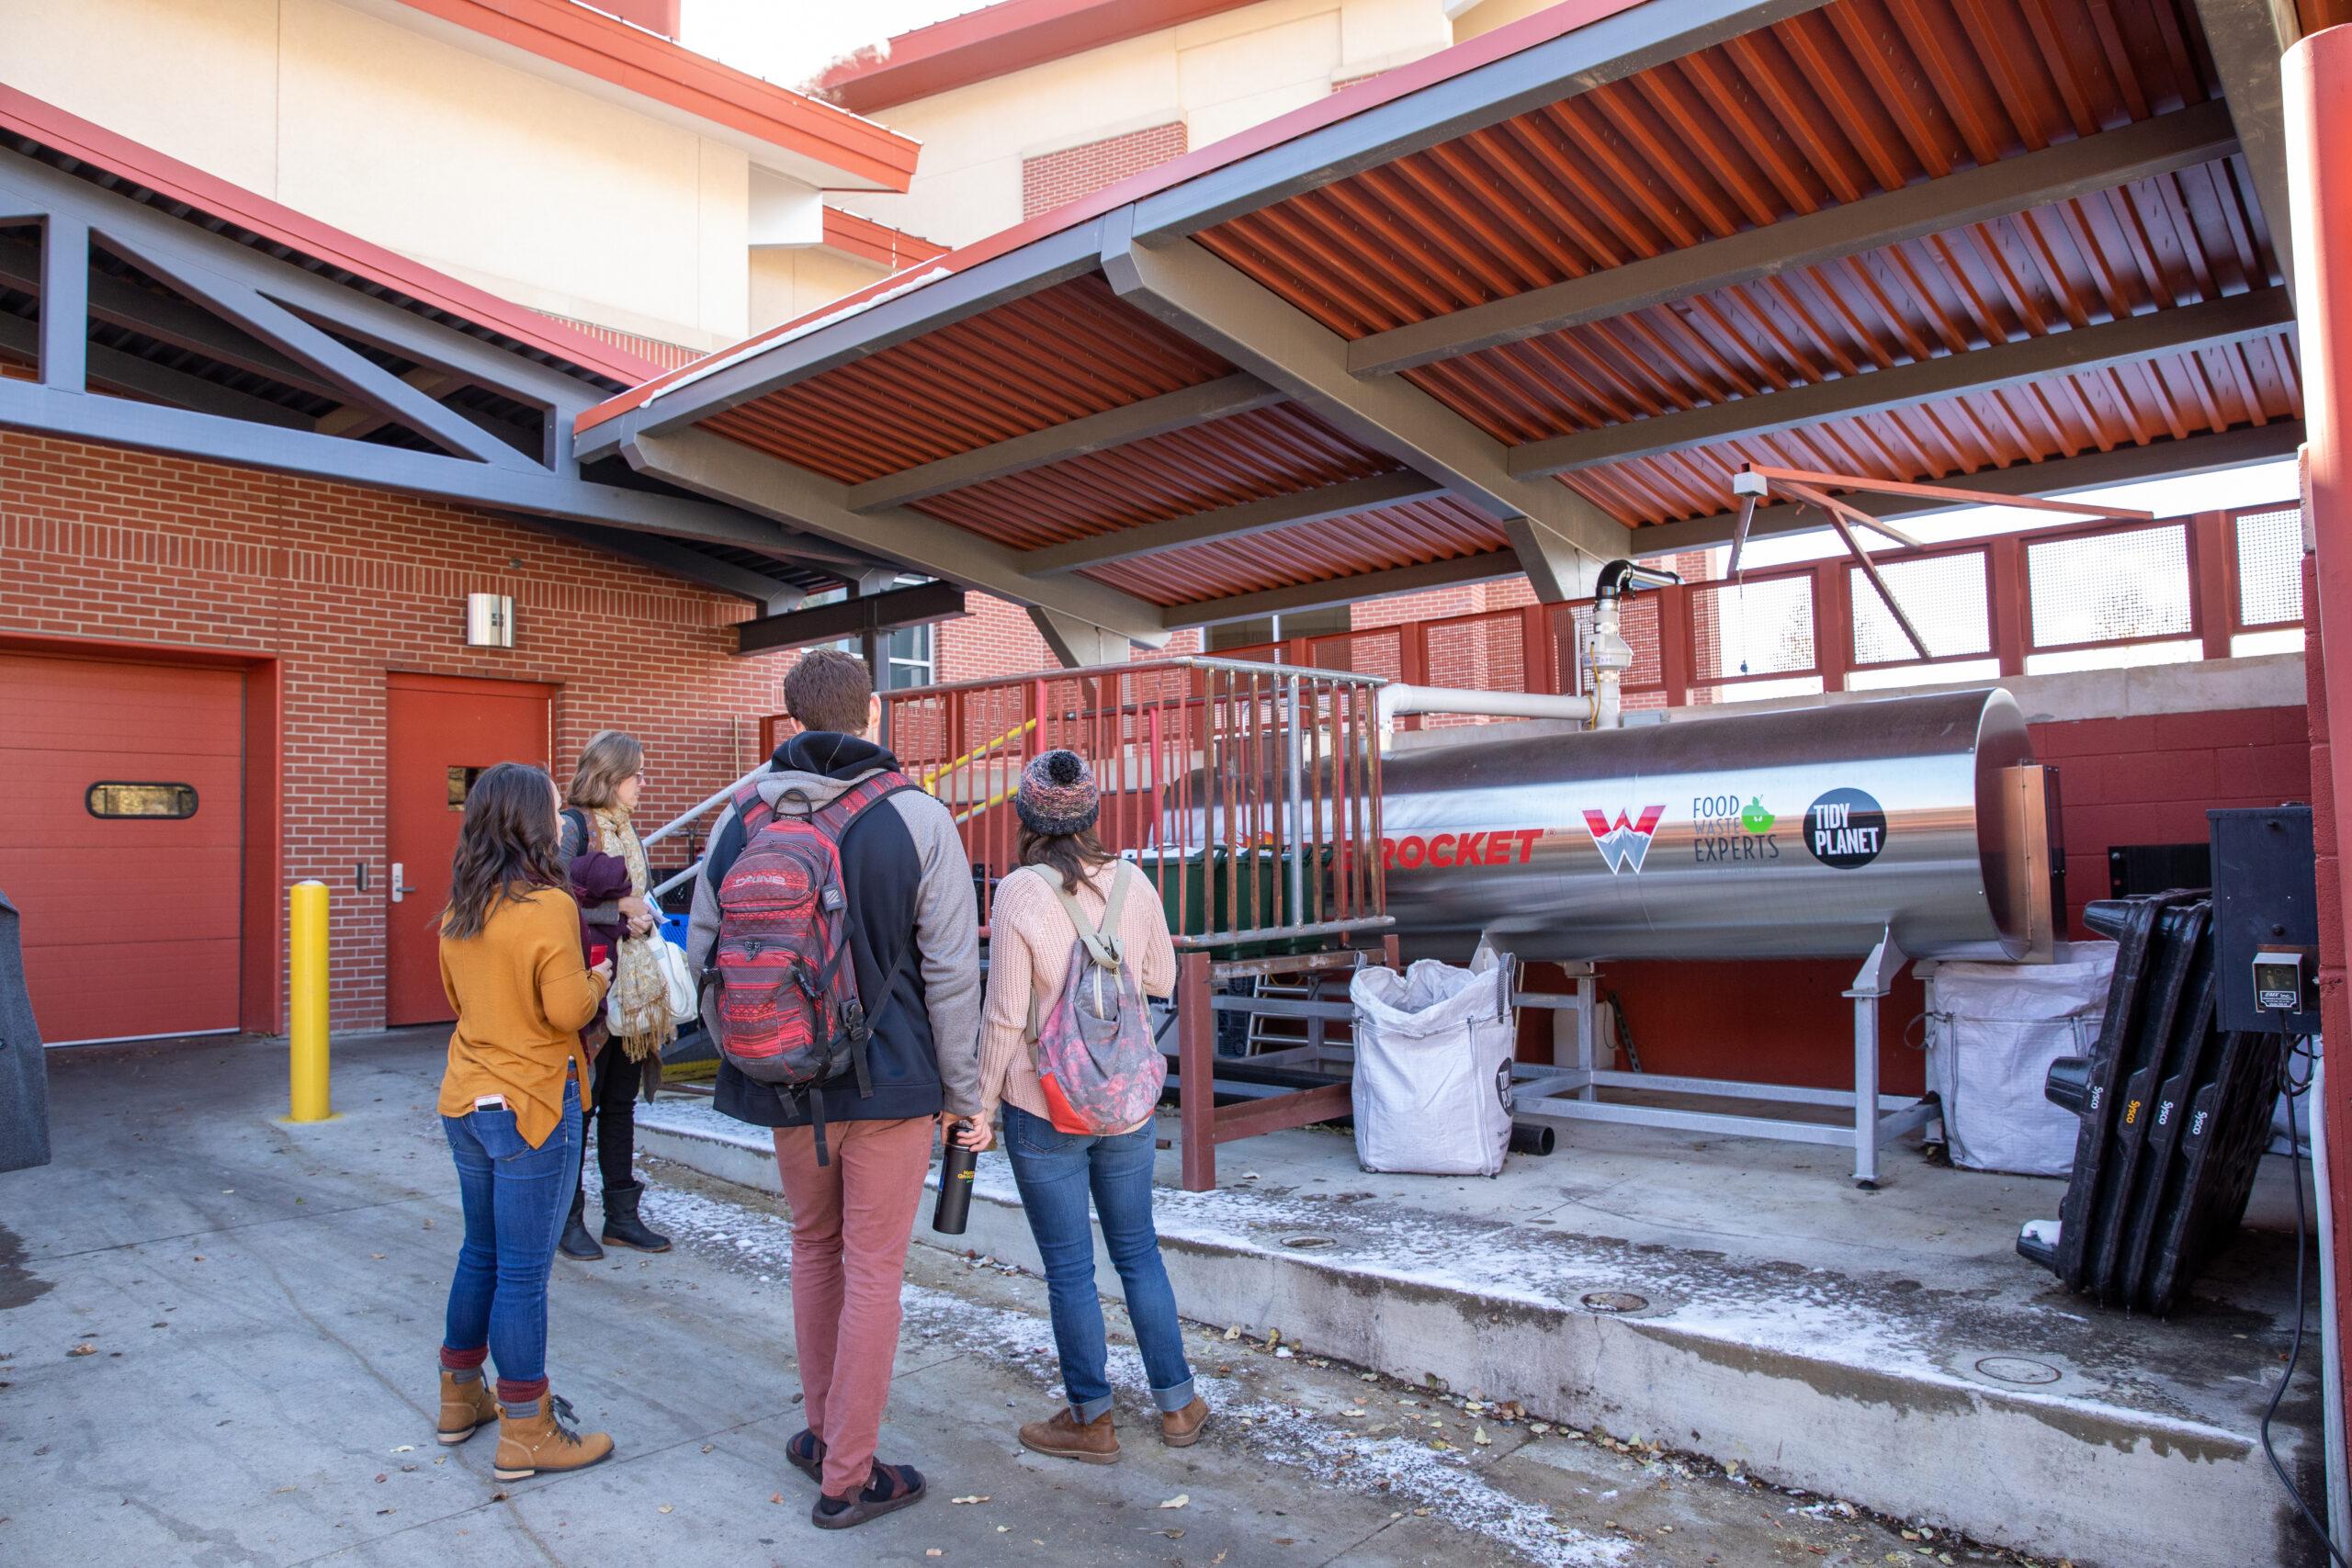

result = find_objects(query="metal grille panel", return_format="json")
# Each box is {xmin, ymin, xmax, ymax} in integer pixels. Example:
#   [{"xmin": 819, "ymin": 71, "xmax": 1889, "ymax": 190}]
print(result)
[
  {"xmin": 1850, "ymin": 552, "xmax": 1993, "ymax": 665},
  {"xmin": 2234, "ymin": 508, "xmax": 2304, "ymax": 627},
  {"xmin": 1692, "ymin": 575, "xmax": 1815, "ymax": 681},
  {"xmin": 2028, "ymin": 525, "xmax": 2193, "ymax": 649}
]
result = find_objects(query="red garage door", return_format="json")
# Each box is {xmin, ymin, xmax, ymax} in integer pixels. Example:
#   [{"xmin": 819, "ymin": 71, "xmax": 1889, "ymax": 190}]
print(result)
[{"xmin": 0, "ymin": 652, "xmax": 243, "ymax": 1043}]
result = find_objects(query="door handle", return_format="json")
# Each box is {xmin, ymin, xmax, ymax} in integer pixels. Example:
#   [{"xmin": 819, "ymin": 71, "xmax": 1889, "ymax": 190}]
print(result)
[{"xmin": 390, "ymin": 861, "xmax": 420, "ymax": 902}]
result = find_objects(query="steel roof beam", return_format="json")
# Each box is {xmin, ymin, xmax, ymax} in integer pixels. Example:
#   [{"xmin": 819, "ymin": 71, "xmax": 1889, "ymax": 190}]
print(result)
[
  {"xmin": 0, "ymin": 372, "xmax": 885, "ymax": 574},
  {"xmin": 1022, "ymin": 470, "xmax": 1447, "ymax": 575},
  {"xmin": 0, "ymin": 311, "xmax": 312, "ymax": 428},
  {"xmin": 40, "ymin": 214, "xmax": 86, "ymax": 392},
  {"xmin": 735, "ymin": 581, "xmax": 967, "ymax": 657},
  {"xmin": 515, "ymin": 519, "xmax": 816, "ymax": 610},
  {"xmin": 1130, "ymin": 0, "xmax": 1833, "ymax": 243},
  {"xmin": 1030, "ymin": 607, "xmax": 1131, "ymax": 668},
  {"xmin": 2190, "ymin": 0, "xmax": 2301, "ymax": 299},
  {"xmin": 617, "ymin": 425, "xmax": 1171, "ymax": 648},
  {"xmin": 0, "ymin": 236, "xmax": 379, "ymax": 404},
  {"xmin": 1165, "ymin": 549, "xmax": 1521, "ymax": 627},
  {"xmin": 847, "ymin": 372, "xmax": 1282, "ymax": 512},
  {"xmin": 1627, "ymin": 420, "xmax": 2308, "ymax": 557},
  {"xmin": 1349, "ymin": 103, "xmax": 2241, "ymax": 377},
  {"xmin": 1508, "ymin": 287, "xmax": 2296, "ymax": 479},
  {"xmin": 1100, "ymin": 216, "xmax": 1628, "ymax": 598}
]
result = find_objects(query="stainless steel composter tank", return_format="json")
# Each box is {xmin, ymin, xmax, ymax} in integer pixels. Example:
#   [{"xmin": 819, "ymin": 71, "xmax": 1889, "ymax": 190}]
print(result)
[{"xmin": 1375, "ymin": 688, "xmax": 2041, "ymax": 963}]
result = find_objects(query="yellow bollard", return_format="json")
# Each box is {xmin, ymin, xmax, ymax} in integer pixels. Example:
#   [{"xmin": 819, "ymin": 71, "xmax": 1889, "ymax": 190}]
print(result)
[{"xmin": 288, "ymin": 880, "xmax": 333, "ymax": 1122}]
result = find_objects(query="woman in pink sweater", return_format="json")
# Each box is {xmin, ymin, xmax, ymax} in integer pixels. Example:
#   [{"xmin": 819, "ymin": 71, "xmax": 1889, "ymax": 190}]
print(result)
[{"xmin": 962, "ymin": 750, "xmax": 1207, "ymax": 1464}]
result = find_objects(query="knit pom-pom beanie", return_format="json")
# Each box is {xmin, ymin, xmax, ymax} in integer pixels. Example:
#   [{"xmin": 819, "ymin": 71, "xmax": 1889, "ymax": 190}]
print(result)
[{"xmin": 1014, "ymin": 748, "xmax": 1100, "ymax": 836}]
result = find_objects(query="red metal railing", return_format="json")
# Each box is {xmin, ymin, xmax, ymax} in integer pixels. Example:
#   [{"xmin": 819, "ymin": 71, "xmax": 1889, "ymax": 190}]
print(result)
[
  {"xmin": 815, "ymin": 657, "xmax": 1394, "ymax": 945},
  {"xmin": 1207, "ymin": 502, "xmax": 2302, "ymax": 718}
]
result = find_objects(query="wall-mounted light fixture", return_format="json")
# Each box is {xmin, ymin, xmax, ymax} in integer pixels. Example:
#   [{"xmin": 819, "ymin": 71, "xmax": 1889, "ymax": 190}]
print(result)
[{"xmin": 465, "ymin": 592, "xmax": 514, "ymax": 648}]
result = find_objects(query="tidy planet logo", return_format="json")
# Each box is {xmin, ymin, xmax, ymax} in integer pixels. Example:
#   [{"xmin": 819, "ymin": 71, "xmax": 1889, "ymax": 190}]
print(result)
[{"xmin": 1805, "ymin": 788, "xmax": 1887, "ymax": 870}]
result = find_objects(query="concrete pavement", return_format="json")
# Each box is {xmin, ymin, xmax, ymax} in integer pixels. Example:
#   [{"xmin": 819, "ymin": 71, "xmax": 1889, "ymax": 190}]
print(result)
[{"xmin": 4, "ymin": 1031, "xmax": 2086, "ymax": 1566}]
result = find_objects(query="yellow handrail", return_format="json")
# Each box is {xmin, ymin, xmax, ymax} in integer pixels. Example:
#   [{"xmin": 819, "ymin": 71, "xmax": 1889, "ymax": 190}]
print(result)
[{"xmin": 919, "ymin": 715, "xmax": 1036, "ymax": 792}]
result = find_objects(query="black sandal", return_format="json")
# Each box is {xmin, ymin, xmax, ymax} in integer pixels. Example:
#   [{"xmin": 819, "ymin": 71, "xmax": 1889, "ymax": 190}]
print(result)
[
  {"xmin": 811, "ymin": 1461, "xmax": 926, "ymax": 1529},
  {"xmin": 786, "ymin": 1428, "xmax": 825, "ymax": 1485}
]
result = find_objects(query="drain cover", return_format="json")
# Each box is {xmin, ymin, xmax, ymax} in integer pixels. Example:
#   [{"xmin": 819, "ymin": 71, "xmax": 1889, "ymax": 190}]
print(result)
[
  {"xmin": 1280, "ymin": 1235, "xmax": 1336, "ymax": 1249},
  {"xmin": 1973, "ymin": 1355, "xmax": 2062, "ymax": 1386},
  {"xmin": 1579, "ymin": 1291, "xmax": 1649, "ymax": 1314}
]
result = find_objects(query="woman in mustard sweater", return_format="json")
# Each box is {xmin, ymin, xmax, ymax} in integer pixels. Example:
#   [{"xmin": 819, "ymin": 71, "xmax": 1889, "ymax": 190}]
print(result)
[{"xmin": 432, "ymin": 762, "xmax": 616, "ymax": 1480}]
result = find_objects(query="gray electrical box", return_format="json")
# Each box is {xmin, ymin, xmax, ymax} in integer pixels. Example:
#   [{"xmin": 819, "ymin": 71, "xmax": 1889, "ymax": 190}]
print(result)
[{"xmin": 2208, "ymin": 805, "xmax": 2321, "ymax": 1034}]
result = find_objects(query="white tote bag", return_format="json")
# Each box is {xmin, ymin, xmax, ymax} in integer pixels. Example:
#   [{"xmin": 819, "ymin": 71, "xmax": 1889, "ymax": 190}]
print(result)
[{"xmin": 1347, "ymin": 950, "xmax": 1517, "ymax": 1177}]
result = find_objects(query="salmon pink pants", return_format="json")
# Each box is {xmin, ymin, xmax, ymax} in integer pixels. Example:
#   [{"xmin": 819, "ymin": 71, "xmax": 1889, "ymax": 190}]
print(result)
[{"xmin": 772, "ymin": 1115, "xmax": 933, "ymax": 1498}]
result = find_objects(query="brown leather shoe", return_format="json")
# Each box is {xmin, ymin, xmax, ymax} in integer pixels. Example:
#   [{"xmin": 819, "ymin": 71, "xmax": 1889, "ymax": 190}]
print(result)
[
  {"xmin": 1160, "ymin": 1396, "xmax": 1211, "ymax": 1448},
  {"xmin": 492, "ymin": 1392, "xmax": 615, "ymax": 1481},
  {"xmin": 1018, "ymin": 1406, "xmax": 1121, "ymax": 1464},
  {"xmin": 436, "ymin": 1369, "xmax": 497, "ymax": 1445}
]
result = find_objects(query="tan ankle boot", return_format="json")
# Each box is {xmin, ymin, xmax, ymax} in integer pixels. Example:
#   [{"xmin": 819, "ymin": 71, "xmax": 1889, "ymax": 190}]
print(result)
[
  {"xmin": 1018, "ymin": 1407, "xmax": 1120, "ymax": 1465},
  {"xmin": 1160, "ymin": 1396, "xmax": 1211, "ymax": 1448},
  {"xmin": 436, "ymin": 1369, "xmax": 497, "ymax": 1445},
  {"xmin": 492, "ymin": 1392, "xmax": 615, "ymax": 1481}
]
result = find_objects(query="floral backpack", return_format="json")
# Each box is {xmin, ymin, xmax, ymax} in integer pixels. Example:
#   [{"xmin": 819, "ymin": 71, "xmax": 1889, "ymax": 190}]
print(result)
[{"xmin": 1031, "ymin": 861, "xmax": 1166, "ymax": 1134}]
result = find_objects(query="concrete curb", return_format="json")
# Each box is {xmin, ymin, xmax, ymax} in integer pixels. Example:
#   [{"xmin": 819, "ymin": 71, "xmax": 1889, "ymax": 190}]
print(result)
[{"xmin": 639, "ymin": 1108, "xmax": 2301, "ymax": 1568}]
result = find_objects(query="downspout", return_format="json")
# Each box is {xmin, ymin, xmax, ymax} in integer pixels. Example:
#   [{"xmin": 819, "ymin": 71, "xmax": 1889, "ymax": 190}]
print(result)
[{"xmin": 1586, "ymin": 559, "xmax": 1682, "ymax": 730}]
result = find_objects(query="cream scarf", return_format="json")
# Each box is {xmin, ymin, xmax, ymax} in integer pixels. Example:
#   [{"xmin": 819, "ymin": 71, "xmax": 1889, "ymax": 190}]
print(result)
[{"xmin": 589, "ymin": 804, "xmax": 674, "ymax": 1061}]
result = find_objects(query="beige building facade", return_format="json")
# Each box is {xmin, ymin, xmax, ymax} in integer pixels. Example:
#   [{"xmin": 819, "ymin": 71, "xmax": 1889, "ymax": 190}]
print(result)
[{"xmin": 0, "ymin": 0, "xmax": 920, "ymax": 354}]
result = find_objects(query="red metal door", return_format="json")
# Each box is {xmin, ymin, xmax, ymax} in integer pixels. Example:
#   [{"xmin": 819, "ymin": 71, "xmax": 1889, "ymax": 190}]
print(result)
[
  {"xmin": 0, "ymin": 652, "xmax": 244, "ymax": 1043},
  {"xmin": 385, "ymin": 673, "xmax": 552, "ymax": 1027}
]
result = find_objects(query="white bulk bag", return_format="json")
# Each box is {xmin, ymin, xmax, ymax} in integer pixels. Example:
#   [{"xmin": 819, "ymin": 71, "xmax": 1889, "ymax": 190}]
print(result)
[
  {"xmin": 1348, "ymin": 951, "xmax": 1516, "ymax": 1177},
  {"xmin": 1926, "ymin": 942, "xmax": 2117, "ymax": 1177}
]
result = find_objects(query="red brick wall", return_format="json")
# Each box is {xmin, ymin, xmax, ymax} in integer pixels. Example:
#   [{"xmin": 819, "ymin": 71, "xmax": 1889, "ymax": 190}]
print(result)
[
  {"xmin": 1023, "ymin": 122, "xmax": 1187, "ymax": 219},
  {"xmin": 1570, "ymin": 699, "xmax": 2313, "ymax": 1092},
  {"xmin": 2038, "ymin": 705, "xmax": 2312, "ymax": 934},
  {"xmin": 0, "ymin": 429, "xmax": 785, "ymax": 1032}
]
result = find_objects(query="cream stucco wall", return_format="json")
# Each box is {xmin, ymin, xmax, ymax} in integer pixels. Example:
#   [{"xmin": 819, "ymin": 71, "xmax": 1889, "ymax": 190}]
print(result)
[
  {"xmin": 1448, "ymin": 0, "xmax": 1567, "ymax": 44},
  {"xmin": 837, "ymin": 0, "xmax": 1454, "ymax": 247},
  {"xmin": 748, "ymin": 244, "xmax": 891, "ymax": 333},
  {"xmin": 1, "ymin": 0, "xmax": 767, "ymax": 348}
]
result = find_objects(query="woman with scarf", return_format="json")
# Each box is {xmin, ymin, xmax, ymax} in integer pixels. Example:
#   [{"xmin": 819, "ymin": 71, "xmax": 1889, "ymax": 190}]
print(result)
[{"xmin": 556, "ymin": 730, "xmax": 675, "ymax": 1259}]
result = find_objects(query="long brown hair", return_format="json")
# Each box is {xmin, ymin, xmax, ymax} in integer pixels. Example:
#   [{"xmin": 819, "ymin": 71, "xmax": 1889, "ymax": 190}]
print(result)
[
  {"xmin": 441, "ymin": 762, "xmax": 567, "ymax": 940},
  {"xmin": 567, "ymin": 729, "xmax": 643, "ymax": 811},
  {"xmin": 1018, "ymin": 823, "xmax": 1114, "ymax": 895}
]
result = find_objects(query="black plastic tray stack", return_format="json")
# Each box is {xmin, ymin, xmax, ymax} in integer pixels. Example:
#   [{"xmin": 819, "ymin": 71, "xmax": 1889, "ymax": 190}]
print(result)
[{"xmin": 2017, "ymin": 891, "xmax": 2281, "ymax": 1314}]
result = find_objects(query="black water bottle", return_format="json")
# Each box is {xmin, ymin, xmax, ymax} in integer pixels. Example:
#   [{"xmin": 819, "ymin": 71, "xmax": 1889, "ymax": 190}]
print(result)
[{"xmin": 933, "ymin": 1130, "xmax": 977, "ymax": 1235}]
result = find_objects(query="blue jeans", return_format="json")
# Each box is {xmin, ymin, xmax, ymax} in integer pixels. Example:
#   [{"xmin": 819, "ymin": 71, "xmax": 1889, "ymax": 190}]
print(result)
[
  {"xmin": 443, "ymin": 1077, "xmax": 581, "ymax": 1392},
  {"xmin": 1002, "ymin": 1104, "xmax": 1195, "ymax": 1421}
]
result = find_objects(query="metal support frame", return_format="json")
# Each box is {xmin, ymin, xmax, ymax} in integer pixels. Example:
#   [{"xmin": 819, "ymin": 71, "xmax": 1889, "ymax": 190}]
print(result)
[
  {"xmin": 619, "ymin": 427, "xmax": 1171, "ymax": 646},
  {"xmin": 847, "ymin": 373, "xmax": 1281, "ymax": 512},
  {"xmin": 0, "ymin": 146, "xmax": 849, "ymax": 596},
  {"xmin": 1022, "ymin": 471, "xmax": 1446, "ymax": 575},
  {"xmin": 1501, "ymin": 936, "xmax": 1935, "ymax": 1185},
  {"xmin": 1633, "ymin": 422, "xmax": 2309, "ymax": 558},
  {"xmin": 515, "ymin": 518, "xmax": 808, "ymax": 611},
  {"xmin": 1508, "ymin": 288, "xmax": 2296, "ymax": 479},
  {"xmin": 733, "ymin": 579, "xmax": 966, "ymax": 657},
  {"xmin": 1028, "ymin": 605, "xmax": 1129, "ymax": 668},
  {"xmin": 1099, "ymin": 214, "xmax": 1626, "ymax": 588},
  {"xmin": 2193, "ymin": 0, "xmax": 2302, "ymax": 299}
]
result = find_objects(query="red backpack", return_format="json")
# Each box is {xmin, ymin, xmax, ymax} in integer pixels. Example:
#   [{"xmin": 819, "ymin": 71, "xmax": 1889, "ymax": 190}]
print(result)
[{"xmin": 706, "ymin": 772, "xmax": 912, "ymax": 1161}]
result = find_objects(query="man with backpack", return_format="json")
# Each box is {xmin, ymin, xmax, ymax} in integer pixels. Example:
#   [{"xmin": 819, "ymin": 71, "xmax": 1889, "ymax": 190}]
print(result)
[{"xmin": 686, "ymin": 649, "xmax": 980, "ymax": 1529}]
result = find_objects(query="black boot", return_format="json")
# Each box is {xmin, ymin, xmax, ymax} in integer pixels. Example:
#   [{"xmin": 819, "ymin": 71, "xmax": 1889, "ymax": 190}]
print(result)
[
  {"xmin": 559, "ymin": 1184, "xmax": 604, "ymax": 1261},
  {"xmin": 600, "ymin": 1180, "xmax": 671, "ymax": 1253}
]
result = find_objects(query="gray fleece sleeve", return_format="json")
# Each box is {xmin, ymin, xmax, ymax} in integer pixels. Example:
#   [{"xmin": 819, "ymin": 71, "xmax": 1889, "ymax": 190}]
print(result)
[
  {"xmin": 685, "ymin": 802, "xmax": 734, "ymax": 1036},
  {"xmin": 896, "ymin": 790, "xmax": 982, "ymax": 1117}
]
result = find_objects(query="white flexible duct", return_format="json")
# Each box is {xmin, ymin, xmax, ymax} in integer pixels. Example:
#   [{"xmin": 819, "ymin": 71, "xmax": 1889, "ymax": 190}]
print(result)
[{"xmin": 1376, "ymin": 682, "xmax": 1593, "ymax": 736}]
